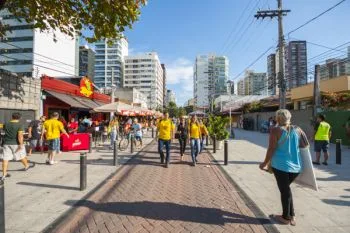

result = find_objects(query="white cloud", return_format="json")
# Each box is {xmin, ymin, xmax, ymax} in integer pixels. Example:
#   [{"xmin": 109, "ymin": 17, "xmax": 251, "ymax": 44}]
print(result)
[
  {"xmin": 165, "ymin": 57, "xmax": 194, "ymax": 106},
  {"xmin": 166, "ymin": 58, "xmax": 193, "ymax": 85}
]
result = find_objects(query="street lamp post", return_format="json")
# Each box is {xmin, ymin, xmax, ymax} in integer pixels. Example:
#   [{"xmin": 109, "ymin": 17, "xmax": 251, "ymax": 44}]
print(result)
[{"xmin": 227, "ymin": 80, "xmax": 234, "ymax": 139}]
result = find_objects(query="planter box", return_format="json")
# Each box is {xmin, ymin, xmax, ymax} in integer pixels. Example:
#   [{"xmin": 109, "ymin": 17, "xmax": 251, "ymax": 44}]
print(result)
[{"xmin": 216, "ymin": 140, "xmax": 223, "ymax": 150}]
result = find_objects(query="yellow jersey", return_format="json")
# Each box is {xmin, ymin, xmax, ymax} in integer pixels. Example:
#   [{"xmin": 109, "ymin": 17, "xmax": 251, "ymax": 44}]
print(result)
[
  {"xmin": 188, "ymin": 122, "xmax": 201, "ymax": 139},
  {"xmin": 200, "ymin": 124, "xmax": 208, "ymax": 136},
  {"xmin": 157, "ymin": 119, "xmax": 174, "ymax": 140},
  {"xmin": 43, "ymin": 119, "xmax": 64, "ymax": 140}
]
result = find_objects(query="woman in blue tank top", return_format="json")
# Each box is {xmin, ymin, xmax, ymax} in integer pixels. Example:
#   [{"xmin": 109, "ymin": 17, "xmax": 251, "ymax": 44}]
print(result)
[{"xmin": 259, "ymin": 109, "xmax": 308, "ymax": 226}]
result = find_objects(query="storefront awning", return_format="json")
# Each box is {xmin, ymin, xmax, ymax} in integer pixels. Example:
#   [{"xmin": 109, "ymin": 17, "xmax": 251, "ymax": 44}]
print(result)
[
  {"xmin": 45, "ymin": 90, "xmax": 102, "ymax": 109},
  {"xmin": 92, "ymin": 101, "xmax": 134, "ymax": 113}
]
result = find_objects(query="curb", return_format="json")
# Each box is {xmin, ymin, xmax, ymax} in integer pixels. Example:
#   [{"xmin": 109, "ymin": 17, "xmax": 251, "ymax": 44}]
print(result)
[
  {"xmin": 206, "ymin": 149, "xmax": 280, "ymax": 233},
  {"xmin": 42, "ymin": 138, "xmax": 156, "ymax": 233}
]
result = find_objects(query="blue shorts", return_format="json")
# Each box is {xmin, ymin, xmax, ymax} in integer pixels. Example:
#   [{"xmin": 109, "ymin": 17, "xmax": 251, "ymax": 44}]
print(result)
[
  {"xmin": 135, "ymin": 135, "xmax": 142, "ymax": 141},
  {"xmin": 47, "ymin": 138, "xmax": 60, "ymax": 152},
  {"xmin": 314, "ymin": 140, "xmax": 329, "ymax": 153}
]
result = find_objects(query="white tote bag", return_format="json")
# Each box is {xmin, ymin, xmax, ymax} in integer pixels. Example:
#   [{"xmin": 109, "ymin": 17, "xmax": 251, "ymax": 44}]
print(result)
[
  {"xmin": 294, "ymin": 129, "xmax": 318, "ymax": 191},
  {"xmin": 295, "ymin": 147, "xmax": 318, "ymax": 191}
]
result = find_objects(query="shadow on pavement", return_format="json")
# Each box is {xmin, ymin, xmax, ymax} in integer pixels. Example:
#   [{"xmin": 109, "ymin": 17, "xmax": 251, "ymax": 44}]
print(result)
[
  {"xmin": 60, "ymin": 158, "xmax": 115, "ymax": 166},
  {"xmin": 17, "ymin": 182, "xmax": 80, "ymax": 191},
  {"xmin": 65, "ymin": 200, "xmax": 270, "ymax": 225},
  {"xmin": 322, "ymin": 199, "xmax": 350, "ymax": 207},
  {"xmin": 213, "ymin": 160, "xmax": 261, "ymax": 165}
]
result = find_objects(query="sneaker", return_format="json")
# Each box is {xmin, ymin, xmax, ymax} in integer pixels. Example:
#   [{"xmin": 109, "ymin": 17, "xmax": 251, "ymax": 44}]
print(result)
[
  {"xmin": 322, "ymin": 161, "xmax": 328, "ymax": 166},
  {"xmin": 49, "ymin": 160, "xmax": 58, "ymax": 165},
  {"xmin": 192, "ymin": 162, "xmax": 196, "ymax": 167},
  {"xmin": 165, "ymin": 163, "xmax": 169, "ymax": 168},
  {"xmin": 46, "ymin": 160, "xmax": 50, "ymax": 165},
  {"xmin": 1, "ymin": 173, "xmax": 11, "ymax": 180},
  {"xmin": 312, "ymin": 161, "xmax": 320, "ymax": 165}
]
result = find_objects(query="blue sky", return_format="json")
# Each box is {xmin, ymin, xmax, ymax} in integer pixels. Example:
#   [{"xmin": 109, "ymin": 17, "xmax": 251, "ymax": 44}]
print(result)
[{"xmin": 123, "ymin": 0, "xmax": 350, "ymax": 106}]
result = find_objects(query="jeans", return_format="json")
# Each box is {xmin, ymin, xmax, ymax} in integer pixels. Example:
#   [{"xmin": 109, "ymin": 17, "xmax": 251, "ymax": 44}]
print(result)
[
  {"xmin": 178, "ymin": 137, "xmax": 187, "ymax": 155},
  {"xmin": 158, "ymin": 139, "xmax": 171, "ymax": 163},
  {"xmin": 200, "ymin": 135, "xmax": 206, "ymax": 153},
  {"xmin": 272, "ymin": 168, "xmax": 299, "ymax": 220},
  {"xmin": 110, "ymin": 131, "xmax": 117, "ymax": 147},
  {"xmin": 190, "ymin": 138, "xmax": 200, "ymax": 163}
]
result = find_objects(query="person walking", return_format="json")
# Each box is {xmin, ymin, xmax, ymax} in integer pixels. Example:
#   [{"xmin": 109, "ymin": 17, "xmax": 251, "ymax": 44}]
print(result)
[
  {"xmin": 1, "ymin": 112, "xmax": 31, "ymax": 180},
  {"xmin": 157, "ymin": 112, "xmax": 174, "ymax": 168},
  {"xmin": 41, "ymin": 112, "xmax": 69, "ymax": 165},
  {"xmin": 108, "ymin": 116, "xmax": 119, "ymax": 149},
  {"xmin": 199, "ymin": 119, "xmax": 208, "ymax": 153},
  {"xmin": 27, "ymin": 115, "xmax": 46, "ymax": 156},
  {"xmin": 132, "ymin": 118, "xmax": 143, "ymax": 147},
  {"xmin": 259, "ymin": 109, "xmax": 308, "ymax": 226},
  {"xmin": 188, "ymin": 115, "xmax": 202, "ymax": 166},
  {"xmin": 313, "ymin": 114, "xmax": 332, "ymax": 165},
  {"xmin": 177, "ymin": 117, "xmax": 188, "ymax": 160}
]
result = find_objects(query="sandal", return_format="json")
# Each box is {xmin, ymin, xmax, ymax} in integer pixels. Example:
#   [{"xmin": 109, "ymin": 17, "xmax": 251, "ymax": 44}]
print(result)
[
  {"xmin": 270, "ymin": 215, "xmax": 290, "ymax": 225},
  {"xmin": 290, "ymin": 217, "xmax": 296, "ymax": 226}
]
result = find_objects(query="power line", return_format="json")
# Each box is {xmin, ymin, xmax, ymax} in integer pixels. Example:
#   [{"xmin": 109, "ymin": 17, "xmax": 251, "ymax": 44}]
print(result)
[
  {"xmin": 287, "ymin": 0, "xmax": 348, "ymax": 36},
  {"xmin": 0, "ymin": 40, "xmax": 76, "ymax": 68},
  {"xmin": 223, "ymin": 0, "xmax": 263, "ymax": 55},
  {"xmin": 231, "ymin": 45, "xmax": 275, "ymax": 81},
  {"xmin": 219, "ymin": 0, "xmax": 255, "ymax": 54},
  {"xmin": 0, "ymin": 53, "xmax": 78, "ymax": 77},
  {"xmin": 289, "ymin": 37, "xmax": 349, "ymax": 55}
]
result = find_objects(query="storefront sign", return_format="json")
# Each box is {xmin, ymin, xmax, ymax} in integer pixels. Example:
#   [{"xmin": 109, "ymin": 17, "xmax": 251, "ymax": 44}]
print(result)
[{"xmin": 80, "ymin": 76, "xmax": 94, "ymax": 98}]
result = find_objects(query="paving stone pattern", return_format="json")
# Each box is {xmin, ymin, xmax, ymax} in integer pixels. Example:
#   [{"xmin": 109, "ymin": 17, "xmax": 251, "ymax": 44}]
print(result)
[{"xmin": 50, "ymin": 141, "xmax": 269, "ymax": 233}]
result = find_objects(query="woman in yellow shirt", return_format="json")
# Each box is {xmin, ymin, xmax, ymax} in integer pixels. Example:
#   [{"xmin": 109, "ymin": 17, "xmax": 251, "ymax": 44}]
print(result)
[
  {"xmin": 187, "ymin": 115, "xmax": 202, "ymax": 166},
  {"xmin": 199, "ymin": 119, "xmax": 208, "ymax": 154}
]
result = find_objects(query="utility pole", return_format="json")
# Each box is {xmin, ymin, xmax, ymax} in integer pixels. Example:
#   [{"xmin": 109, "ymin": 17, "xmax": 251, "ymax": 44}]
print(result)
[
  {"xmin": 110, "ymin": 67, "xmax": 115, "ymax": 119},
  {"xmin": 255, "ymin": 0, "xmax": 290, "ymax": 109},
  {"xmin": 313, "ymin": 65, "xmax": 321, "ymax": 118}
]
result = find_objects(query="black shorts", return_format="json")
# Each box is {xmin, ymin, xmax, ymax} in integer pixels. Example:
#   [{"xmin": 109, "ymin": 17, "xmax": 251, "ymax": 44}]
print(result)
[{"xmin": 314, "ymin": 140, "xmax": 329, "ymax": 153}]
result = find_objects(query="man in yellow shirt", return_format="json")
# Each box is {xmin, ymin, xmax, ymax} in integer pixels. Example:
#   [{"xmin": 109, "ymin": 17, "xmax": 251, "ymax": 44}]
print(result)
[
  {"xmin": 313, "ymin": 114, "xmax": 332, "ymax": 166},
  {"xmin": 41, "ymin": 112, "xmax": 69, "ymax": 165},
  {"xmin": 157, "ymin": 112, "xmax": 174, "ymax": 168},
  {"xmin": 188, "ymin": 115, "xmax": 202, "ymax": 166}
]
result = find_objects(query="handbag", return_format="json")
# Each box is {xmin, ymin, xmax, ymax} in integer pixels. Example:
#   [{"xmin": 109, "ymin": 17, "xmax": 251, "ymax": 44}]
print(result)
[{"xmin": 294, "ymin": 128, "xmax": 318, "ymax": 191}]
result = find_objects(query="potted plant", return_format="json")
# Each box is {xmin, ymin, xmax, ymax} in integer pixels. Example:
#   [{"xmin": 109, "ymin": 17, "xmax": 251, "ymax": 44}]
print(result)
[{"xmin": 207, "ymin": 115, "xmax": 230, "ymax": 150}]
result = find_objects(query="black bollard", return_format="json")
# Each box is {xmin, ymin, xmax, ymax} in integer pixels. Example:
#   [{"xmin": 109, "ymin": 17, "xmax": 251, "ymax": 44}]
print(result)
[
  {"xmin": 113, "ymin": 140, "xmax": 118, "ymax": 166},
  {"xmin": 213, "ymin": 135, "xmax": 216, "ymax": 154},
  {"xmin": 80, "ymin": 153, "xmax": 87, "ymax": 191},
  {"xmin": 89, "ymin": 134, "xmax": 92, "ymax": 153},
  {"xmin": 224, "ymin": 140, "xmax": 228, "ymax": 165},
  {"xmin": 206, "ymin": 136, "xmax": 208, "ymax": 146},
  {"xmin": 0, "ymin": 180, "xmax": 5, "ymax": 233},
  {"xmin": 152, "ymin": 127, "xmax": 154, "ymax": 138},
  {"xmin": 130, "ymin": 135, "xmax": 134, "ymax": 153},
  {"xmin": 336, "ymin": 139, "xmax": 342, "ymax": 165}
]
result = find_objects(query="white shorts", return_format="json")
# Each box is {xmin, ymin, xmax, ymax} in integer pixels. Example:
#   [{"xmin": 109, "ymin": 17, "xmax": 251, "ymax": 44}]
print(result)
[{"xmin": 0, "ymin": 145, "xmax": 26, "ymax": 161}]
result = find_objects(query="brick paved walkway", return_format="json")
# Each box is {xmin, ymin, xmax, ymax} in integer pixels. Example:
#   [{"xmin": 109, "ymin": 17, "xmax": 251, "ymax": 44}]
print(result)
[{"xmin": 48, "ymin": 141, "xmax": 269, "ymax": 233}]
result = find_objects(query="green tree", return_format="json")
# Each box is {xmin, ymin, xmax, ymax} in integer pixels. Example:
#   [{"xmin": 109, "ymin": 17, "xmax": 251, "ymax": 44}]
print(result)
[
  {"xmin": 177, "ymin": 107, "xmax": 186, "ymax": 118},
  {"xmin": 0, "ymin": 0, "xmax": 146, "ymax": 42},
  {"xmin": 184, "ymin": 105, "xmax": 194, "ymax": 115},
  {"xmin": 166, "ymin": 101, "xmax": 178, "ymax": 118}
]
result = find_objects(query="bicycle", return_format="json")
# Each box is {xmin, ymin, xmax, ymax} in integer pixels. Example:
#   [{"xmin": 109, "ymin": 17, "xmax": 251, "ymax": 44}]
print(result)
[{"xmin": 118, "ymin": 130, "xmax": 142, "ymax": 151}]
